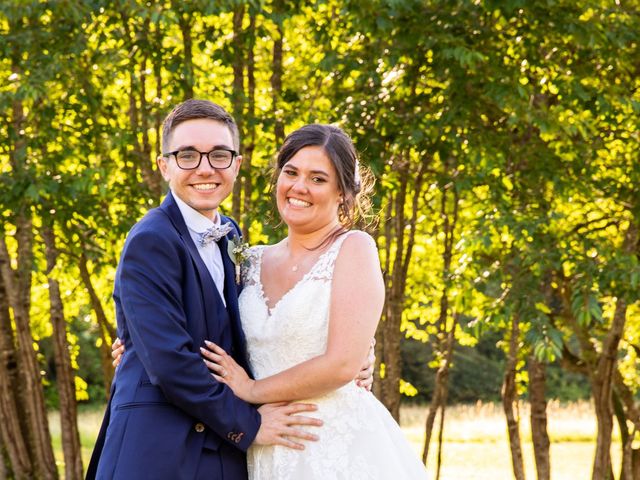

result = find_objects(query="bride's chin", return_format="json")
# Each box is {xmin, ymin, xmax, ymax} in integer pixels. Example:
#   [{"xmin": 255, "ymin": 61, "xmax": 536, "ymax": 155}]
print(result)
[
  {"xmin": 284, "ymin": 221, "xmax": 316, "ymax": 235},
  {"xmin": 281, "ymin": 212, "xmax": 308, "ymax": 228},
  {"xmin": 283, "ymin": 222, "xmax": 306, "ymax": 233}
]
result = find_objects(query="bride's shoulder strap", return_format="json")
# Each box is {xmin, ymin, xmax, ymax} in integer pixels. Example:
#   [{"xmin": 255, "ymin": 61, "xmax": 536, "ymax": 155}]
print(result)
[
  {"xmin": 331, "ymin": 229, "xmax": 375, "ymax": 252},
  {"xmin": 309, "ymin": 230, "xmax": 369, "ymax": 281},
  {"xmin": 329, "ymin": 229, "xmax": 359, "ymax": 253}
]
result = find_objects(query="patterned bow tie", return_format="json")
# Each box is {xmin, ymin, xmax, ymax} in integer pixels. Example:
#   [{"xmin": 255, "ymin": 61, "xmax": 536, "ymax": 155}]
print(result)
[{"xmin": 197, "ymin": 223, "xmax": 233, "ymax": 247}]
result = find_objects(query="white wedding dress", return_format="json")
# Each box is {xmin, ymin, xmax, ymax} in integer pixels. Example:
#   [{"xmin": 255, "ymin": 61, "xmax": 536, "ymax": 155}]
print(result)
[{"xmin": 239, "ymin": 232, "xmax": 428, "ymax": 479}]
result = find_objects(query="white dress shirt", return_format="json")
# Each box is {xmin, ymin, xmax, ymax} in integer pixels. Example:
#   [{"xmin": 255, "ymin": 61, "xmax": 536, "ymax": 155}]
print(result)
[{"xmin": 173, "ymin": 192, "xmax": 226, "ymax": 306}]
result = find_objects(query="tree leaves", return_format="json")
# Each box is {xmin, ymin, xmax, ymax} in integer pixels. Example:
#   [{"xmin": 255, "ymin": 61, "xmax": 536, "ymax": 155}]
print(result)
[{"xmin": 0, "ymin": 0, "xmax": 638, "ymax": 426}]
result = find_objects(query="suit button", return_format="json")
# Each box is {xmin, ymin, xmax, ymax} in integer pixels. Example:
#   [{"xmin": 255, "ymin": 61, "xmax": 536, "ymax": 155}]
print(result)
[{"xmin": 194, "ymin": 423, "xmax": 205, "ymax": 433}]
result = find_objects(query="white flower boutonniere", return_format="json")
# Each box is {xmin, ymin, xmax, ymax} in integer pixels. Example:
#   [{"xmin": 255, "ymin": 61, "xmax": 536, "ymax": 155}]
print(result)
[{"xmin": 227, "ymin": 236, "xmax": 250, "ymax": 284}]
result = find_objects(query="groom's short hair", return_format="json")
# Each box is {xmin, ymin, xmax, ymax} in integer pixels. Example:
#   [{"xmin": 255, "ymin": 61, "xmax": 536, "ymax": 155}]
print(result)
[{"xmin": 161, "ymin": 99, "xmax": 240, "ymax": 152}]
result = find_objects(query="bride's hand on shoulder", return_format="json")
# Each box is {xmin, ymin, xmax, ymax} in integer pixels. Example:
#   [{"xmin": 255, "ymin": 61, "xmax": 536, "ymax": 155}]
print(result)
[{"xmin": 201, "ymin": 340, "xmax": 256, "ymax": 402}]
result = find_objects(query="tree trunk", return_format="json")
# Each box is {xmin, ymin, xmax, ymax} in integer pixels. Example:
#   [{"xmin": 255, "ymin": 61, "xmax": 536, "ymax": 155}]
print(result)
[
  {"xmin": 138, "ymin": 40, "xmax": 164, "ymax": 198},
  {"xmin": 153, "ymin": 18, "xmax": 164, "ymax": 160},
  {"xmin": 423, "ymin": 178, "xmax": 457, "ymax": 468},
  {"xmin": 615, "ymin": 393, "xmax": 631, "ymax": 480},
  {"xmin": 42, "ymin": 226, "xmax": 83, "ymax": 479},
  {"xmin": 379, "ymin": 157, "xmax": 426, "ymax": 420},
  {"xmin": 380, "ymin": 294, "xmax": 402, "ymax": 420},
  {"xmin": 4, "ymin": 73, "xmax": 57, "ymax": 478},
  {"xmin": 126, "ymin": 64, "xmax": 142, "ymax": 183},
  {"xmin": 591, "ymin": 298, "xmax": 626, "ymax": 480},
  {"xmin": 0, "ymin": 441, "xmax": 7, "ymax": 480},
  {"xmin": 373, "ymin": 202, "xmax": 393, "ymax": 401},
  {"xmin": 0, "ymin": 251, "xmax": 32, "ymax": 479},
  {"xmin": 529, "ymin": 355, "xmax": 550, "ymax": 480},
  {"xmin": 270, "ymin": 0, "xmax": 285, "ymax": 145},
  {"xmin": 176, "ymin": 6, "xmax": 194, "ymax": 99},
  {"xmin": 625, "ymin": 435, "xmax": 640, "ymax": 480},
  {"xmin": 422, "ymin": 377, "xmax": 441, "ymax": 466},
  {"xmin": 1, "ymin": 233, "xmax": 57, "ymax": 480},
  {"xmin": 591, "ymin": 391, "xmax": 614, "ymax": 480},
  {"xmin": 240, "ymin": 12, "xmax": 257, "ymax": 240},
  {"xmin": 1, "ymin": 60, "xmax": 34, "ymax": 479},
  {"xmin": 592, "ymin": 223, "xmax": 637, "ymax": 479},
  {"xmin": 78, "ymin": 253, "xmax": 115, "ymax": 397},
  {"xmin": 615, "ymin": 391, "xmax": 635, "ymax": 480},
  {"xmin": 422, "ymin": 320, "xmax": 456, "ymax": 473},
  {"xmin": 231, "ymin": 3, "xmax": 246, "ymax": 221},
  {"xmin": 502, "ymin": 314, "xmax": 526, "ymax": 480},
  {"xmin": 118, "ymin": 8, "xmax": 142, "ymax": 184},
  {"xmin": 435, "ymin": 402, "xmax": 447, "ymax": 480},
  {"xmin": 379, "ymin": 163, "xmax": 410, "ymax": 421},
  {"xmin": 380, "ymin": 183, "xmax": 406, "ymax": 420},
  {"xmin": 613, "ymin": 375, "xmax": 640, "ymax": 480}
]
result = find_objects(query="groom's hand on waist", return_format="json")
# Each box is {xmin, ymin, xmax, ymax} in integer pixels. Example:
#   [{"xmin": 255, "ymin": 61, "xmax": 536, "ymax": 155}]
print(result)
[
  {"xmin": 253, "ymin": 402, "xmax": 322, "ymax": 450},
  {"xmin": 354, "ymin": 338, "xmax": 376, "ymax": 391}
]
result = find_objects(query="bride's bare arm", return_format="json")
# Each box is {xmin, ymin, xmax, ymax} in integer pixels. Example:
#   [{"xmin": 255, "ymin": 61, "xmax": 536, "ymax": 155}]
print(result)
[{"xmin": 202, "ymin": 231, "xmax": 384, "ymax": 404}]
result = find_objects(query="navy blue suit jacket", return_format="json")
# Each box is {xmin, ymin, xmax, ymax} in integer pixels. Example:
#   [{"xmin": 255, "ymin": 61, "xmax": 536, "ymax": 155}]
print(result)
[{"xmin": 87, "ymin": 192, "xmax": 260, "ymax": 480}]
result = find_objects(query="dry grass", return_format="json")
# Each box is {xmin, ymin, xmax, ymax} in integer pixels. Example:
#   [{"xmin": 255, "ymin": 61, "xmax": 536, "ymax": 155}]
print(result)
[
  {"xmin": 53, "ymin": 400, "xmax": 617, "ymax": 479},
  {"xmin": 49, "ymin": 408, "xmax": 105, "ymax": 472},
  {"xmin": 401, "ymin": 400, "xmax": 620, "ymax": 479}
]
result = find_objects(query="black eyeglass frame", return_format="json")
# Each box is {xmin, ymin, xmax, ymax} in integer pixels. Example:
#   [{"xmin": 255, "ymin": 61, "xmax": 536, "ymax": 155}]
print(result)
[{"xmin": 162, "ymin": 147, "xmax": 239, "ymax": 170}]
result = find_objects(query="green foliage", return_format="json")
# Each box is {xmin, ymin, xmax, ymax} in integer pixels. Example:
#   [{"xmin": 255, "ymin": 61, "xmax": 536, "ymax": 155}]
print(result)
[
  {"xmin": 401, "ymin": 334, "xmax": 591, "ymax": 403},
  {"xmin": 1, "ymin": 0, "xmax": 638, "ymax": 420}
]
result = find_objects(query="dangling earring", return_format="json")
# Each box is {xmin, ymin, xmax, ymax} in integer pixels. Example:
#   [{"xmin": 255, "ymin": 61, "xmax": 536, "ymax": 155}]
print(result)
[{"xmin": 338, "ymin": 201, "xmax": 346, "ymax": 220}]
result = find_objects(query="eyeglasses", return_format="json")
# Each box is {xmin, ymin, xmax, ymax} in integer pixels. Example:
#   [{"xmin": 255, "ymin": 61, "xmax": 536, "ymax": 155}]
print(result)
[{"xmin": 163, "ymin": 148, "xmax": 238, "ymax": 170}]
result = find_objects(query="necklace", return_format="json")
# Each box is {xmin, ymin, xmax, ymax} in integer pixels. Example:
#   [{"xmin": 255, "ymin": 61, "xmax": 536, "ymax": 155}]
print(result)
[
  {"xmin": 290, "ymin": 251, "xmax": 303, "ymax": 272},
  {"xmin": 285, "ymin": 232, "xmax": 334, "ymax": 273},
  {"xmin": 286, "ymin": 239, "xmax": 312, "ymax": 273}
]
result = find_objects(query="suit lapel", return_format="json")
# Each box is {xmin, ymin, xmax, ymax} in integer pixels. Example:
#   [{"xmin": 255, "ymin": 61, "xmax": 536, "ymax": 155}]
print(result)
[
  {"xmin": 159, "ymin": 192, "xmax": 227, "ymax": 338},
  {"xmin": 160, "ymin": 193, "xmax": 249, "ymax": 368},
  {"xmin": 218, "ymin": 219, "xmax": 252, "ymax": 373}
]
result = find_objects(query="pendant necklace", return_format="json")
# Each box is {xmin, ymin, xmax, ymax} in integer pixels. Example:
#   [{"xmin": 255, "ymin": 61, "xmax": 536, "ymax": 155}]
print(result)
[
  {"xmin": 287, "ymin": 238, "xmax": 323, "ymax": 273},
  {"xmin": 287, "ymin": 239, "xmax": 303, "ymax": 272}
]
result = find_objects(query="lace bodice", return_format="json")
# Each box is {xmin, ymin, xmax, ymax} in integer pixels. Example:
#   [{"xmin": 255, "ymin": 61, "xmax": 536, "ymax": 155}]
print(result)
[
  {"xmin": 238, "ymin": 231, "xmax": 428, "ymax": 480},
  {"xmin": 239, "ymin": 233, "xmax": 352, "ymax": 380}
]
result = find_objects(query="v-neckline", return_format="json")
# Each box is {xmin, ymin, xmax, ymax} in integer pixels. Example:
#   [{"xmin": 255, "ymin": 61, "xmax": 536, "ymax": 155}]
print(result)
[{"xmin": 256, "ymin": 244, "xmax": 334, "ymax": 314}]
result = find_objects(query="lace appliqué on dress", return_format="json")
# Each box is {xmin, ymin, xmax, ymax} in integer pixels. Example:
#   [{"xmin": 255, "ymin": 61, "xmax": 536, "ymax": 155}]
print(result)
[{"xmin": 240, "ymin": 246, "xmax": 265, "ymax": 288}]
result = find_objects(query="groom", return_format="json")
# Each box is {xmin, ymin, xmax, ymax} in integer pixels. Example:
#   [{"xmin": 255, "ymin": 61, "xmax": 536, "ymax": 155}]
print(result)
[{"xmin": 86, "ymin": 100, "xmax": 322, "ymax": 479}]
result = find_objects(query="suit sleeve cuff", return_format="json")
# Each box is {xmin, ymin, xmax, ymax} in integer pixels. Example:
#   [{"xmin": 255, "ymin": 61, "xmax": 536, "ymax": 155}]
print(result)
[{"xmin": 224, "ymin": 408, "xmax": 261, "ymax": 452}]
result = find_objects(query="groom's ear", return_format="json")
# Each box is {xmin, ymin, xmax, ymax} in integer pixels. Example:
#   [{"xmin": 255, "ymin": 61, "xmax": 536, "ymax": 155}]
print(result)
[
  {"xmin": 232, "ymin": 155, "xmax": 243, "ymax": 176},
  {"xmin": 157, "ymin": 155, "xmax": 170, "ymax": 181}
]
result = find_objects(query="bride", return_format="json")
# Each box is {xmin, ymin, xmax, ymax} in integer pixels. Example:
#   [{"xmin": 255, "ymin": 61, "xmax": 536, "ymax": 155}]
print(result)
[{"xmin": 200, "ymin": 124, "xmax": 428, "ymax": 479}]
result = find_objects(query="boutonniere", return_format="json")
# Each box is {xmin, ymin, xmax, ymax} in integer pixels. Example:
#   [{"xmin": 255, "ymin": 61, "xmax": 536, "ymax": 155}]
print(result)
[{"xmin": 227, "ymin": 236, "xmax": 250, "ymax": 284}]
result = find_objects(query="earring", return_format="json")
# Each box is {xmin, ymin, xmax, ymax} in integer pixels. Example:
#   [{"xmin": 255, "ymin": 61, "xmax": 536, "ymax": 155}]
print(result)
[{"xmin": 338, "ymin": 202, "xmax": 347, "ymax": 218}]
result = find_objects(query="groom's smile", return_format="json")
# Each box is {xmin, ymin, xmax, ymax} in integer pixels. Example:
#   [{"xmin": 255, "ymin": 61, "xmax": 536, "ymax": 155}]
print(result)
[{"xmin": 192, "ymin": 182, "xmax": 221, "ymax": 192}]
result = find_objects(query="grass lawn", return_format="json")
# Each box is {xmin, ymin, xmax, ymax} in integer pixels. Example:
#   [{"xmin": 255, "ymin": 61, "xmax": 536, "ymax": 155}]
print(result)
[
  {"xmin": 52, "ymin": 400, "xmax": 613, "ymax": 479},
  {"xmin": 401, "ymin": 400, "xmax": 619, "ymax": 479}
]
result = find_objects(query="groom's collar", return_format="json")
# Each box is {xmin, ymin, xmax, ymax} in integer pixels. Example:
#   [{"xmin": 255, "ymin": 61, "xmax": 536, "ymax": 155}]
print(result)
[{"xmin": 171, "ymin": 189, "xmax": 222, "ymax": 234}]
